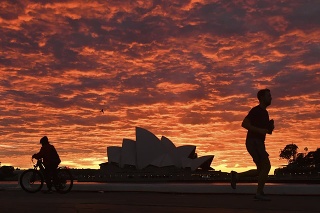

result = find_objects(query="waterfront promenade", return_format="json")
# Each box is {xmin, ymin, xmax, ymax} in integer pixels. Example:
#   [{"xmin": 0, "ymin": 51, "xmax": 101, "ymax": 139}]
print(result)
[{"xmin": 1, "ymin": 182, "xmax": 320, "ymax": 212}]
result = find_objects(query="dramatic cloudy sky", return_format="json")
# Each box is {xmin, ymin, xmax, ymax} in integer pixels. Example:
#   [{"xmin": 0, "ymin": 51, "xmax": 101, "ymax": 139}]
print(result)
[{"xmin": 1, "ymin": 0, "xmax": 319, "ymax": 173}]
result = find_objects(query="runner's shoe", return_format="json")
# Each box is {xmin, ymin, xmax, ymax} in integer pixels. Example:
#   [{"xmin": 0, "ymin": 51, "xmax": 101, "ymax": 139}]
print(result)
[
  {"xmin": 254, "ymin": 194, "xmax": 271, "ymax": 201},
  {"xmin": 230, "ymin": 171, "xmax": 237, "ymax": 189}
]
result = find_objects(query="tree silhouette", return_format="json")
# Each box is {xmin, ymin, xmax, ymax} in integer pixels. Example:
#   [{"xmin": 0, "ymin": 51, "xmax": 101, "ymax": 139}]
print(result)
[
  {"xmin": 276, "ymin": 146, "xmax": 320, "ymax": 177},
  {"xmin": 314, "ymin": 148, "xmax": 320, "ymax": 164},
  {"xmin": 279, "ymin": 144, "xmax": 298, "ymax": 163}
]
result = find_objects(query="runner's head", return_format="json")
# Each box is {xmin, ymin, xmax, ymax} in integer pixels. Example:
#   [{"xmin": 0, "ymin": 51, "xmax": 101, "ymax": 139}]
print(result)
[{"xmin": 257, "ymin": 89, "xmax": 272, "ymax": 107}]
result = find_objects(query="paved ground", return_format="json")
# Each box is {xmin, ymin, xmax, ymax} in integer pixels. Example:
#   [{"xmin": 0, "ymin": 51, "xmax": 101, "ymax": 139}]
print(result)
[
  {"xmin": 1, "ymin": 189, "xmax": 320, "ymax": 213},
  {"xmin": 1, "ymin": 182, "xmax": 320, "ymax": 212},
  {"xmin": 3, "ymin": 181, "xmax": 320, "ymax": 195}
]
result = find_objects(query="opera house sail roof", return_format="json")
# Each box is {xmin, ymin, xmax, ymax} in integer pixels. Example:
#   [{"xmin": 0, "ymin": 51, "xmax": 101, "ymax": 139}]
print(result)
[{"xmin": 105, "ymin": 127, "xmax": 214, "ymax": 172}]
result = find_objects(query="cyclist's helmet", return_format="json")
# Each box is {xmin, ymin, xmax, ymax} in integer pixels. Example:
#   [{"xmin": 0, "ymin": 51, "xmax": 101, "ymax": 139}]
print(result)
[{"xmin": 40, "ymin": 136, "xmax": 49, "ymax": 144}]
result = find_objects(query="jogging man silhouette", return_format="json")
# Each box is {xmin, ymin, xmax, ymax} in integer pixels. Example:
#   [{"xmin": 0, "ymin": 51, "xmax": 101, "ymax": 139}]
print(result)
[{"xmin": 231, "ymin": 89, "xmax": 274, "ymax": 201}]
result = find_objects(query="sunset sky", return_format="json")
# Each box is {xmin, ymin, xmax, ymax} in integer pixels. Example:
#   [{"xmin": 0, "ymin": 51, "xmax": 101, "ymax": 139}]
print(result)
[{"xmin": 1, "ymin": 0, "xmax": 319, "ymax": 174}]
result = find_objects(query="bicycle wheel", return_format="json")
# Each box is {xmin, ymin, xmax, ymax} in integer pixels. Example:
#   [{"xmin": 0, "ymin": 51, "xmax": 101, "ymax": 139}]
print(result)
[
  {"xmin": 19, "ymin": 169, "xmax": 44, "ymax": 193},
  {"xmin": 54, "ymin": 168, "xmax": 73, "ymax": 194}
]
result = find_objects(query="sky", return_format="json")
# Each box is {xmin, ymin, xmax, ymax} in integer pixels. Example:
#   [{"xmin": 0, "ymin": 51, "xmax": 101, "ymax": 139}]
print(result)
[{"xmin": 0, "ymin": 0, "xmax": 319, "ymax": 174}]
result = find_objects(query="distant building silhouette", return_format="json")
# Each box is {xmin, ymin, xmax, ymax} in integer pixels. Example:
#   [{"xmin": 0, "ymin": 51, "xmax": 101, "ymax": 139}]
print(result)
[
  {"xmin": 0, "ymin": 165, "xmax": 15, "ymax": 180},
  {"xmin": 103, "ymin": 127, "xmax": 214, "ymax": 171}
]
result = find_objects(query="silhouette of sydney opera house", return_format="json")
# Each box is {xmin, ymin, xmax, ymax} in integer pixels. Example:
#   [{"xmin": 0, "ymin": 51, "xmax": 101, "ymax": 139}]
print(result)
[{"xmin": 101, "ymin": 127, "xmax": 214, "ymax": 176}]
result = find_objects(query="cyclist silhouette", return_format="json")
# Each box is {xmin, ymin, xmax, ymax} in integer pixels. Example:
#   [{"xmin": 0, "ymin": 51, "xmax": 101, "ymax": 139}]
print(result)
[{"xmin": 32, "ymin": 136, "xmax": 61, "ymax": 193}]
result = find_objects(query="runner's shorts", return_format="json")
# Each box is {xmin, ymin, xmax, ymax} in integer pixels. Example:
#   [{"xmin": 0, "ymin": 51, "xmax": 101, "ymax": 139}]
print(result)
[{"xmin": 246, "ymin": 138, "xmax": 269, "ymax": 165}]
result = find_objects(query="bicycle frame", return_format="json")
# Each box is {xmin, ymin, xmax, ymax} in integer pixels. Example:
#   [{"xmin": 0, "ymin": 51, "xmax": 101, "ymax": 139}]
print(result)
[
  {"xmin": 33, "ymin": 158, "xmax": 68, "ymax": 171},
  {"xmin": 34, "ymin": 159, "xmax": 45, "ymax": 171},
  {"xmin": 32, "ymin": 158, "xmax": 59, "ymax": 184}
]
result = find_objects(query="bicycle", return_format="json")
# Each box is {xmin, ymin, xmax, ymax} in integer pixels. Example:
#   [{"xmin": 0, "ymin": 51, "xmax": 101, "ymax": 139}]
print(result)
[{"xmin": 19, "ymin": 158, "xmax": 73, "ymax": 193}]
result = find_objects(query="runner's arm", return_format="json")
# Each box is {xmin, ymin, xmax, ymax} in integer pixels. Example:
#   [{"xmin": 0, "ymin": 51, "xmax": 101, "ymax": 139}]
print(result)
[{"xmin": 241, "ymin": 117, "xmax": 269, "ymax": 135}]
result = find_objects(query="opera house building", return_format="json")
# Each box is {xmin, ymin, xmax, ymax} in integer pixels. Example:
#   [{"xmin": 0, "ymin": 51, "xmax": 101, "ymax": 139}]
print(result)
[{"xmin": 99, "ymin": 127, "xmax": 217, "ymax": 181}]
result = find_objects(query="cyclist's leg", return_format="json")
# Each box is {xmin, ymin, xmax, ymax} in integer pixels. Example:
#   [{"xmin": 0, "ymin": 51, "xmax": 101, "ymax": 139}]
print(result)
[
  {"xmin": 52, "ymin": 165, "xmax": 59, "ymax": 185},
  {"xmin": 44, "ymin": 165, "xmax": 56, "ymax": 190}
]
